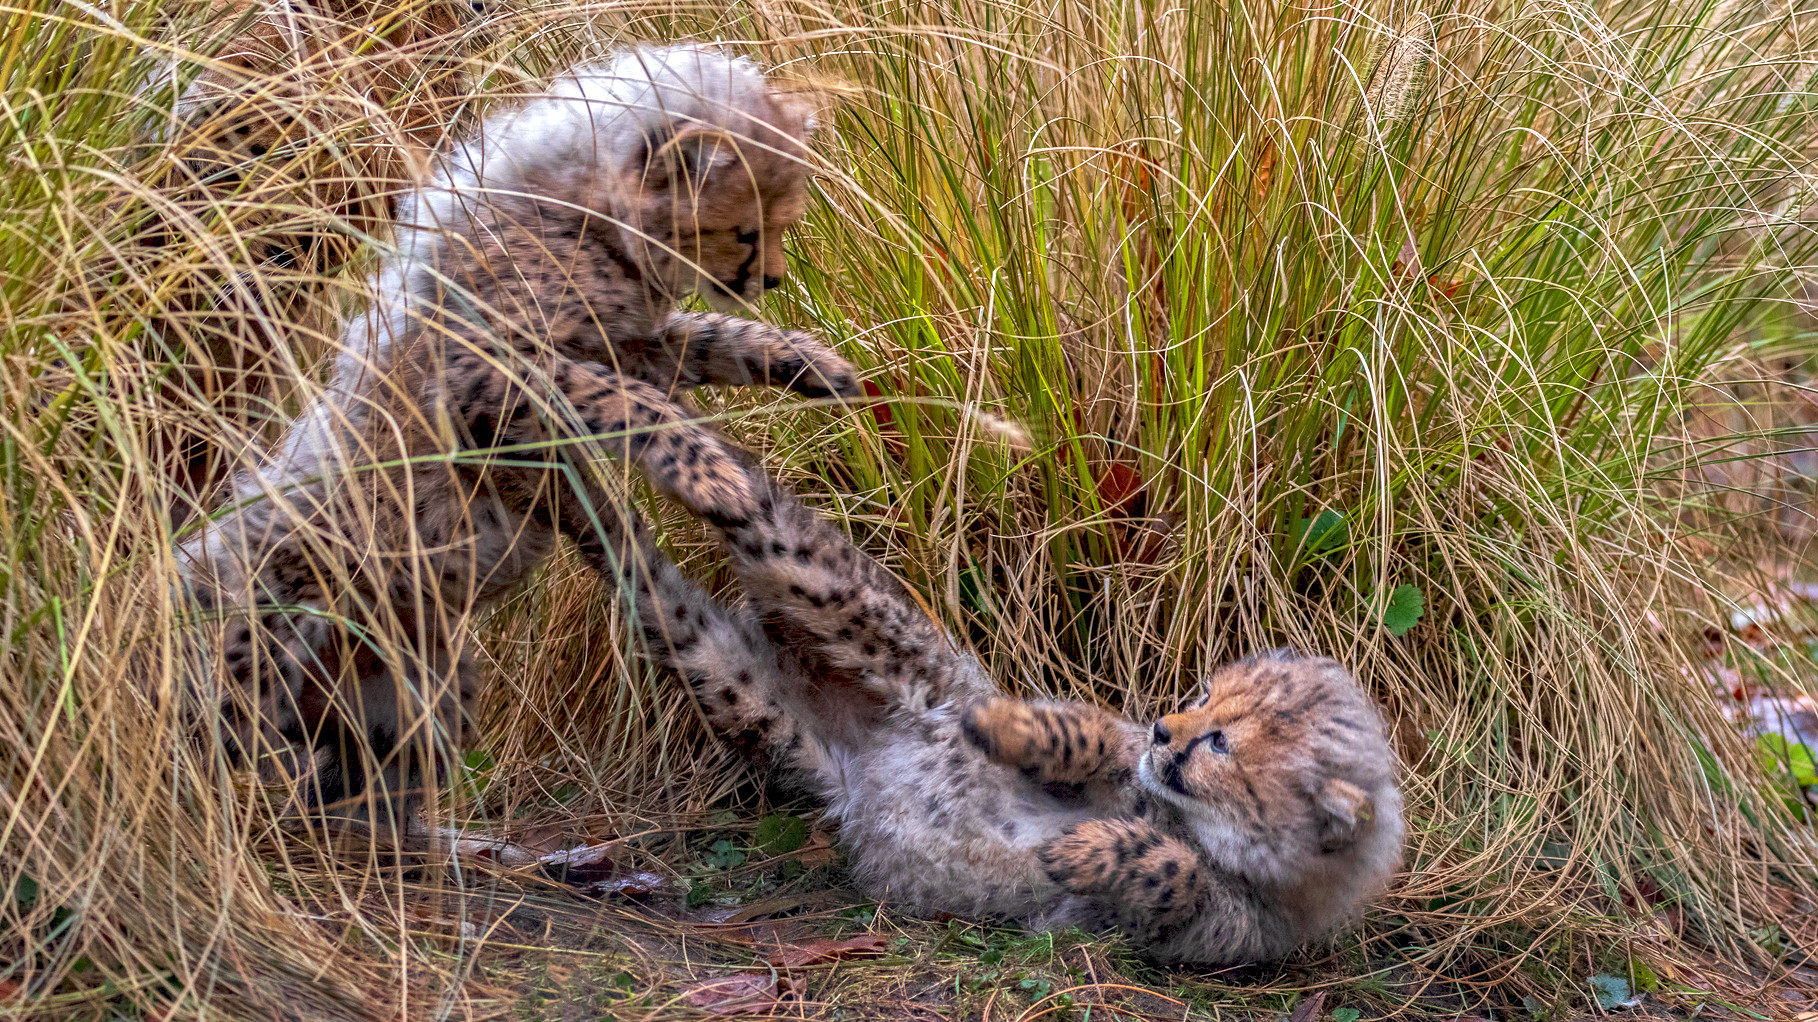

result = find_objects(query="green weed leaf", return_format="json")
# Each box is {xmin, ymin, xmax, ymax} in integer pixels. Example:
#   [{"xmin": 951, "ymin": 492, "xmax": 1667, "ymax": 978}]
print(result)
[
  {"xmin": 1379, "ymin": 583, "xmax": 1424, "ymax": 637},
  {"xmin": 706, "ymin": 839, "xmax": 746, "ymax": 870},
  {"xmin": 1755, "ymin": 734, "xmax": 1818, "ymax": 787},
  {"xmin": 754, "ymin": 814, "xmax": 809, "ymax": 855},
  {"xmin": 1588, "ymin": 974, "xmax": 1638, "ymax": 1009},
  {"xmin": 1290, "ymin": 509, "xmax": 1348, "ymax": 557},
  {"xmin": 455, "ymin": 748, "xmax": 494, "ymax": 800}
]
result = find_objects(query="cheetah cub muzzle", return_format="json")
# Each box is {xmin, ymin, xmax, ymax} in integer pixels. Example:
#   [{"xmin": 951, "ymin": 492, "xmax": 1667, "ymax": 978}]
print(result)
[
  {"xmin": 172, "ymin": 44, "xmax": 857, "ymax": 833},
  {"xmin": 591, "ymin": 469, "xmax": 1405, "ymax": 966}
]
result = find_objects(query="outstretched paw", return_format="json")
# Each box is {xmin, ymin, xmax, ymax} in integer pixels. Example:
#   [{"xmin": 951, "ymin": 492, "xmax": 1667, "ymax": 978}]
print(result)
[
  {"xmin": 774, "ymin": 329, "xmax": 861, "ymax": 400},
  {"xmin": 961, "ymin": 697, "xmax": 1131, "ymax": 784},
  {"xmin": 1039, "ymin": 819, "xmax": 1207, "ymax": 926}
]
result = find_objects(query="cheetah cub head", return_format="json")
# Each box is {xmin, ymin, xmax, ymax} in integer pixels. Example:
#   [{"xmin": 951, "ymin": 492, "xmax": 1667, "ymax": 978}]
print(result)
[
  {"xmin": 1138, "ymin": 649, "xmax": 1404, "ymax": 897},
  {"xmin": 520, "ymin": 44, "xmax": 823, "ymax": 308}
]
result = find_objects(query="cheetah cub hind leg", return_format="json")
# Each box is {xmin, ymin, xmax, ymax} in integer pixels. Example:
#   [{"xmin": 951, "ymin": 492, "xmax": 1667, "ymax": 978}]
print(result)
[{"xmin": 556, "ymin": 487, "xmax": 831, "ymax": 782}]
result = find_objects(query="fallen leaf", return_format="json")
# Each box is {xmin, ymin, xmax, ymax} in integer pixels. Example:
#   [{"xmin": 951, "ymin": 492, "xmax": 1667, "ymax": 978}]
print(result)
[
  {"xmin": 792, "ymin": 827, "xmax": 839, "ymax": 869},
  {"xmin": 692, "ymin": 905, "xmax": 748, "ymax": 925},
  {"xmin": 1094, "ymin": 462, "xmax": 1146, "ymax": 516},
  {"xmin": 510, "ymin": 822, "xmax": 568, "ymax": 856},
  {"xmin": 712, "ymin": 890, "xmax": 855, "ymax": 926},
  {"xmin": 449, "ymin": 836, "xmax": 539, "ymax": 868},
  {"xmin": 862, "ymin": 379, "xmax": 894, "ymax": 429},
  {"xmin": 679, "ymin": 974, "xmax": 785, "ymax": 1015},
  {"xmin": 0, "ymin": 981, "xmax": 20, "ymax": 1001},
  {"xmin": 766, "ymin": 934, "xmax": 888, "ymax": 969},
  {"xmin": 1428, "ymin": 275, "xmax": 1464, "ymax": 300},
  {"xmin": 538, "ymin": 841, "xmax": 621, "ymax": 885},
  {"xmin": 588, "ymin": 872, "xmax": 673, "ymax": 898},
  {"xmin": 1285, "ymin": 990, "xmax": 1325, "ymax": 1022}
]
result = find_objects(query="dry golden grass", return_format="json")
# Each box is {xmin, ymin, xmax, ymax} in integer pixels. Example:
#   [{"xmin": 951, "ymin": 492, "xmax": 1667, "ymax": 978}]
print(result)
[{"xmin": 5, "ymin": 0, "xmax": 1818, "ymax": 1018}]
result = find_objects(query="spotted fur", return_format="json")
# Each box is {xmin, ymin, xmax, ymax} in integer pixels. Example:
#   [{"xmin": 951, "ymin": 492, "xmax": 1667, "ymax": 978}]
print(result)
[
  {"xmin": 962, "ymin": 698, "xmax": 1133, "ymax": 786},
  {"xmin": 605, "ymin": 469, "xmax": 1404, "ymax": 965},
  {"xmin": 113, "ymin": 0, "xmax": 492, "ymax": 505},
  {"xmin": 174, "ymin": 45, "xmax": 856, "ymax": 831}
]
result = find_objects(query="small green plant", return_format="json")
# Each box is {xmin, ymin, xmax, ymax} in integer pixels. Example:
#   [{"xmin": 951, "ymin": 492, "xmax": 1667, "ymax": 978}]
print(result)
[
  {"xmin": 1377, "ymin": 583, "xmax": 1425, "ymax": 637},
  {"xmin": 704, "ymin": 839, "xmax": 746, "ymax": 870},
  {"xmin": 754, "ymin": 814, "xmax": 810, "ymax": 855}
]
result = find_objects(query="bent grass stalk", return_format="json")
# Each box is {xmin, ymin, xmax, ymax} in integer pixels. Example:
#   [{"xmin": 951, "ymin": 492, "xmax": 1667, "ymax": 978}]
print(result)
[{"xmin": 2, "ymin": 0, "xmax": 1816, "ymax": 1017}]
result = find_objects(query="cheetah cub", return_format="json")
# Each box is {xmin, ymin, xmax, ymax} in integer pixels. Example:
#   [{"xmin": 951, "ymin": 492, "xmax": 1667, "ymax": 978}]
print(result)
[
  {"xmin": 591, "ymin": 471, "xmax": 1403, "ymax": 966},
  {"xmin": 175, "ymin": 44, "xmax": 857, "ymax": 829}
]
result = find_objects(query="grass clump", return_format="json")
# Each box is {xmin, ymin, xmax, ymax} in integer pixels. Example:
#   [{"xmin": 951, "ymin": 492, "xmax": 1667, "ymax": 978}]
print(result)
[{"xmin": 3, "ymin": 0, "xmax": 1818, "ymax": 1018}]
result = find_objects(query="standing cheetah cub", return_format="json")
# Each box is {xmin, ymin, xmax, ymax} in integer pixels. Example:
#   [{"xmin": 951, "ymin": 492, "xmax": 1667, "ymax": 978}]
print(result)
[
  {"xmin": 591, "ymin": 471, "xmax": 1403, "ymax": 965},
  {"xmin": 176, "ymin": 44, "xmax": 857, "ymax": 829}
]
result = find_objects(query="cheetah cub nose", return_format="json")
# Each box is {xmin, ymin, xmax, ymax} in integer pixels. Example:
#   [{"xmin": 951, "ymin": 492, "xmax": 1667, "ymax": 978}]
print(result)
[
  {"xmin": 1152, "ymin": 720, "xmax": 1171, "ymax": 744},
  {"xmin": 762, "ymin": 275, "xmax": 784, "ymax": 291}
]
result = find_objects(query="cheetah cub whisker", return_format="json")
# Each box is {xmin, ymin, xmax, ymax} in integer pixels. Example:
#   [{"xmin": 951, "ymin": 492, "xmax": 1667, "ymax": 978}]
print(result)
[
  {"xmin": 173, "ymin": 44, "xmax": 858, "ymax": 834},
  {"xmin": 588, "ymin": 469, "xmax": 1404, "ymax": 966}
]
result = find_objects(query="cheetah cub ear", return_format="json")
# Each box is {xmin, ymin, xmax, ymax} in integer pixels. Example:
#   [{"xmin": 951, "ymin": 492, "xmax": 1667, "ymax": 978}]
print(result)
[
  {"xmin": 639, "ymin": 124, "xmax": 738, "ymax": 191},
  {"xmin": 1314, "ymin": 777, "xmax": 1376, "ymax": 853},
  {"xmin": 768, "ymin": 73, "xmax": 856, "ymax": 142}
]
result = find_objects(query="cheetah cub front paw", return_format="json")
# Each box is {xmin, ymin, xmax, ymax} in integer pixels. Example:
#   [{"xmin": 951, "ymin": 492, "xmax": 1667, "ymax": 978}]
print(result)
[
  {"xmin": 1040, "ymin": 819, "xmax": 1208, "ymax": 926},
  {"xmin": 961, "ymin": 697, "xmax": 1132, "ymax": 785},
  {"xmin": 776, "ymin": 329, "xmax": 863, "ymax": 400}
]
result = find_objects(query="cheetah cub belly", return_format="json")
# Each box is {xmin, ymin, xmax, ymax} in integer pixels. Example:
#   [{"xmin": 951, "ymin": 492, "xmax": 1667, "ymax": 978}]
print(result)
[
  {"xmin": 172, "ymin": 45, "xmax": 857, "ymax": 830},
  {"xmin": 594, "ymin": 471, "xmax": 1403, "ymax": 966}
]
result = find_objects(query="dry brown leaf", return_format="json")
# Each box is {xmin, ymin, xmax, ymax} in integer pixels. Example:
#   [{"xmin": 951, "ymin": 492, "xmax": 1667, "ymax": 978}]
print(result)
[
  {"xmin": 711, "ymin": 890, "xmax": 853, "ymax": 926},
  {"xmin": 862, "ymin": 378, "xmax": 894, "ymax": 429},
  {"xmin": 766, "ymin": 934, "xmax": 889, "ymax": 969},
  {"xmin": 510, "ymin": 822, "xmax": 568, "ymax": 856},
  {"xmin": 1284, "ymin": 991, "xmax": 1325, "ymax": 1022},
  {"xmin": 680, "ymin": 973, "xmax": 788, "ymax": 1015},
  {"xmin": 1094, "ymin": 462, "xmax": 1146, "ymax": 516},
  {"xmin": 793, "ymin": 827, "xmax": 839, "ymax": 868}
]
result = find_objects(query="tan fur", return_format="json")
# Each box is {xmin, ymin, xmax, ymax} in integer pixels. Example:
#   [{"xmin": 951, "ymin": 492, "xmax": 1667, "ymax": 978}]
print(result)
[
  {"xmin": 113, "ymin": 0, "xmax": 489, "ymax": 506},
  {"xmin": 173, "ymin": 46, "xmax": 857, "ymax": 829},
  {"xmin": 597, "ymin": 469, "xmax": 1405, "ymax": 966}
]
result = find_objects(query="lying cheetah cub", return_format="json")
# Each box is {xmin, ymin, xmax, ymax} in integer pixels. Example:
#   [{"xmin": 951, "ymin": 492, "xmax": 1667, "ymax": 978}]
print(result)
[
  {"xmin": 593, "ymin": 471, "xmax": 1404, "ymax": 965},
  {"xmin": 176, "ymin": 44, "xmax": 856, "ymax": 828}
]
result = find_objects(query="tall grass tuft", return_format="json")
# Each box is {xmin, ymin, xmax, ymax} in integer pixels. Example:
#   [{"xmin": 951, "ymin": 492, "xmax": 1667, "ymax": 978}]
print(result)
[{"xmin": 2, "ymin": 0, "xmax": 1816, "ymax": 1016}]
